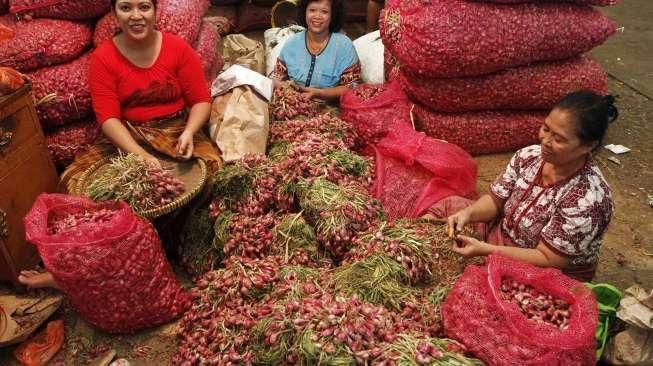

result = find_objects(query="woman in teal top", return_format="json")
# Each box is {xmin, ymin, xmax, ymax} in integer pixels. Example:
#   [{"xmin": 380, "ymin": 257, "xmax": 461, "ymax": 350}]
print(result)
[{"xmin": 272, "ymin": 0, "xmax": 361, "ymax": 101}]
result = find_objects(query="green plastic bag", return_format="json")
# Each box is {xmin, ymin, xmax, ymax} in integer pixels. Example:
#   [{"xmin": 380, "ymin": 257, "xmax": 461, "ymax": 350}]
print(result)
[{"xmin": 586, "ymin": 283, "xmax": 623, "ymax": 359}]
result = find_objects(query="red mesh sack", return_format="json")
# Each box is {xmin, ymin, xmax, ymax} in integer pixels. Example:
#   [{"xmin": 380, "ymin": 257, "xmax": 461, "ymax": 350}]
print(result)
[
  {"xmin": 9, "ymin": 0, "xmax": 111, "ymax": 20},
  {"xmin": 45, "ymin": 120, "xmax": 100, "ymax": 168},
  {"xmin": 384, "ymin": 48, "xmax": 400, "ymax": 82},
  {"xmin": 157, "ymin": 0, "xmax": 209, "ymax": 43},
  {"xmin": 414, "ymin": 104, "xmax": 547, "ymax": 155},
  {"xmin": 23, "ymin": 194, "xmax": 192, "ymax": 334},
  {"xmin": 94, "ymin": 0, "xmax": 209, "ymax": 46},
  {"xmin": 372, "ymin": 122, "xmax": 477, "ymax": 220},
  {"xmin": 379, "ymin": 0, "xmax": 616, "ymax": 78},
  {"xmin": 443, "ymin": 254, "xmax": 598, "ymax": 365},
  {"xmin": 339, "ymin": 81, "xmax": 412, "ymax": 145},
  {"xmin": 400, "ymin": 55, "xmax": 608, "ymax": 113},
  {"xmin": 0, "ymin": 16, "xmax": 92, "ymax": 72},
  {"xmin": 470, "ymin": 0, "xmax": 618, "ymax": 5},
  {"xmin": 193, "ymin": 19, "xmax": 224, "ymax": 85},
  {"xmin": 234, "ymin": 1, "xmax": 271, "ymax": 33},
  {"xmin": 26, "ymin": 52, "xmax": 92, "ymax": 129}
]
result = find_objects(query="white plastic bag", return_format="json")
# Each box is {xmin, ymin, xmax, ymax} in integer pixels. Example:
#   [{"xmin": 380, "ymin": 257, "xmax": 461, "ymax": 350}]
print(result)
[
  {"xmin": 353, "ymin": 30, "xmax": 385, "ymax": 85},
  {"xmin": 264, "ymin": 25, "xmax": 304, "ymax": 77},
  {"xmin": 604, "ymin": 285, "xmax": 653, "ymax": 365}
]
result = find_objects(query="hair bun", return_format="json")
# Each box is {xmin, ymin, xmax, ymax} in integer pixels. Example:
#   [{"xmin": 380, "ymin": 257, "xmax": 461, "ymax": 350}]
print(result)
[{"xmin": 604, "ymin": 94, "xmax": 619, "ymax": 124}]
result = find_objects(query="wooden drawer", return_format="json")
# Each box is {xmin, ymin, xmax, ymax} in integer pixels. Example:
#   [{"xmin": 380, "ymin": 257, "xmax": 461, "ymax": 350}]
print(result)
[
  {"xmin": 0, "ymin": 83, "xmax": 59, "ymax": 286},
  {"xmin": 0, "ymin": 83, "xmax": 43, "ymax": 172}
]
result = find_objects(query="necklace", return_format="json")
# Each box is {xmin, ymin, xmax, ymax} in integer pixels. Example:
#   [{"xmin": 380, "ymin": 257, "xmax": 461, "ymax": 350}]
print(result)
[{"xmin": 307, "ymin": 33, "xmax": 329, "ymax": 54}]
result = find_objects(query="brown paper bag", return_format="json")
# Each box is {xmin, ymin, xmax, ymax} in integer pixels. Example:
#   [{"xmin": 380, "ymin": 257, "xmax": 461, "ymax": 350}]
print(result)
[
  {"xmin": 209, "ymin": 85, "xmax": 269, "ymax": 162},
  {"xmin": 222, "ymin": 34, "xmax": 265, "ymax": 75}
]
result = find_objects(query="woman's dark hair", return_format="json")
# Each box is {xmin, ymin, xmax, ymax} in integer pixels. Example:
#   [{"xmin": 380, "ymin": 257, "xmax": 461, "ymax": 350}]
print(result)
[
  {"xmin": 111, "ymin": 0, "xmax": 157, "ymax": 10},
  {"xmin": 297, "ymin": 0, "xmax": 346, "ymax": 33},
  {"xmin": 554, "ymin": 90, "xmax": 619, "ymax": 150}
]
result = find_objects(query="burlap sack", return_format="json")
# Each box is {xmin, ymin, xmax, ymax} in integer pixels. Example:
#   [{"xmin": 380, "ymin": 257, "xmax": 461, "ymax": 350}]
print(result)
[{"xmin": 222, "ymin": 34, "xmax": 265, "ymax": 75}]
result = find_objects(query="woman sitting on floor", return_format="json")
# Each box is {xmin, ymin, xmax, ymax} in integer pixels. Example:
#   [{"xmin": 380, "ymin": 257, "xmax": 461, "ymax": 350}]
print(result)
[
  {"xmin": 271, "ymin": 0, "xmax": 361, "ymax": 101},
  {"xmin": 429, "ymin": 90, "xmax": 618, "ymax": 281}
]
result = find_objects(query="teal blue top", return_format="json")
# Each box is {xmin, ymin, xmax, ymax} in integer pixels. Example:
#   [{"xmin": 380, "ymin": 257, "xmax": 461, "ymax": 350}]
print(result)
[{"xmin": 277, "ymin": 31, "xmax": 360, "ymax": 88}]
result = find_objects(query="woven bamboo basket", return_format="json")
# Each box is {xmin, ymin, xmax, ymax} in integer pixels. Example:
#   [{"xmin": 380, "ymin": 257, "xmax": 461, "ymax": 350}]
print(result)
[
  {"xmin": 73, "ymin": 156, "xmax": 207, "ymax": 219},
  {"xmin": 271, "ymin": 0, "xmax": 299, "ymax": 28}
]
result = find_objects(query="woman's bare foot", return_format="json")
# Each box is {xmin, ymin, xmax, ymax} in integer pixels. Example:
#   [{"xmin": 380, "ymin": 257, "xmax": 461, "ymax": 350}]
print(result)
[{"xmin": 18, "ymin": 270, "xmax": 59, "ymax": 290}]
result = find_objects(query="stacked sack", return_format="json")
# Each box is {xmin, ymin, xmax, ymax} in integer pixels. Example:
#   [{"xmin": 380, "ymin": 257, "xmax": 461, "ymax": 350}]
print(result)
[
  {"xmin": 0, "ymin": 1, "xmax": 111, "ymax": 168},
  {"xmin": 380, "ymin": 0, "xmax": 618, "ymax": 155}
]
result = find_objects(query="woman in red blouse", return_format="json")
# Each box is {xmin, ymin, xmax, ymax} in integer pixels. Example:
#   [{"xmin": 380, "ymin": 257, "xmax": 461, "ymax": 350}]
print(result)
[
  {"xmin": 431, "ymin": 91, "xmax": 618, "ymax": 281},
  {"xmin": 21, "ymin": 0, "xmax": 221, "ymax": 289},
  {"xmin": 59, "ymin": 0, "xmax": 221, "ymax": 192}
]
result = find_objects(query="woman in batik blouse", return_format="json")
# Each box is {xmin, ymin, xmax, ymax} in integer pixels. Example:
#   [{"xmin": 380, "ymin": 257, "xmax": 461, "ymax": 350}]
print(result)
[
  {"xmin": 271, "ymin": 0, "xmax": 361, "ymax": 101},
  {"xmin": 431, "ymin": 91, "xmax": 619, "ymax": 281}
]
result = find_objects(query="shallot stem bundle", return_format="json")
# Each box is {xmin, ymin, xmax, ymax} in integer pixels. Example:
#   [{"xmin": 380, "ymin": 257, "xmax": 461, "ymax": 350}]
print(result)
[{"xmin": 86, "ymin": 153, "xmax": 185, "ymax": 212}]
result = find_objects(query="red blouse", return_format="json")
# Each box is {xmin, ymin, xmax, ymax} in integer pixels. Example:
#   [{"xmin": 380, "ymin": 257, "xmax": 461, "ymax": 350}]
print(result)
[{"xmin": 89, "ymin": 32, "xmax": 211, "ymax": 124}]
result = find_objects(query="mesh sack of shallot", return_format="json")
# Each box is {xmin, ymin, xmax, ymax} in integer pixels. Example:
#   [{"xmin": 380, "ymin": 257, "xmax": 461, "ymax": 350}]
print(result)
[
  {"xmin": 379, "ymin": 0, "xmax": 616, "ymax": 78},
  {"xmin": 24, "ymin": 194, "xmax": 191, "ymax": 333},
  {"xmin": 400, "ymin": 55, "xmax": 607, "ymax": 113},
  {"xmin": 443, "ymin": 254, "xmax": 598, "ymax": 366},
  {"xmin": 45, "ymin": 119, "xmax": 100, "ymax": 168},
  {"xmin": 372, "ymin": 122, "xmax": 477, "ymax": 220},
  {"xmin": 469, "ymin": 0, "xmax": 617, "ymax": 5},
  {"xmin": 413, "ymin": 104, "xmax": 548, "ymax": 155},
  {"xmin": 0, "ymin": 16, "xmax": 92, "ymax": 72},
  {"xmin": 193, "ymin": 19, "xmax": 224, "ymax": 84},
  {"xmin": 9, "ymin": 0, "xmax": 110, "ymax": 20},
  {"xmin": 26, "ymin": 52, "xmax": 92, "ymax": 128}
]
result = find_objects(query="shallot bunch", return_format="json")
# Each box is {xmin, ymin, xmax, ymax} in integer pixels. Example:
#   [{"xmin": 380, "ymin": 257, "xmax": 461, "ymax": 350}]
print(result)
[
  {"xmin": 272, "ymin": 134, "xmax": 372, "ymax": 189},
  {"xmin": 271, "ymin": 82, "xmax": 320, "ymax": 121},
  {"xmin": 297, "ymin": 178, "xmax": 383, "ymax": 259},
  {"xmin": 86, "ymin": 154, "xmax": 185, "ymax": 212},
  {"xmin": 270, "ymin": 214, "xmax": 330, "ymax": 267},
  {"xmin": 501, "ymin": 277, "xmax": 572, "ymax": 330},
  {"xmin": 211, "ymin": 154, "xmax": 279, "ymax": 217},
  {"xmin": 213, "ymin": 211, "xmax": 276, "ymax": 259},
  {"xmin": 269, "ymin": 114, "xmax": 359, "ymax": 150},
  {"xmin": 195, "ymin": 256, "xmax": 282, "ymax": 303},
  {"xmin": 180, "ymin": 208, "xmax": 219, "ymax": 279}
]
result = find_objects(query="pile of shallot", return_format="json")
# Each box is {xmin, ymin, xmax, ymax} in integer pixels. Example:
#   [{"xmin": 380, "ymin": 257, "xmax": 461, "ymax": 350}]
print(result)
[{"xmin": 501, "ymin": 277, "xmax": 572, "ymax": 329}]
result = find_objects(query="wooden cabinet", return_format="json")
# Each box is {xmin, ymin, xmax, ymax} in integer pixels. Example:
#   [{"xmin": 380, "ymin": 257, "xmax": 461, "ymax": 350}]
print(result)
[{"xmin": 0, "ymin": 82, "xmax": 59, "ymax": 287}]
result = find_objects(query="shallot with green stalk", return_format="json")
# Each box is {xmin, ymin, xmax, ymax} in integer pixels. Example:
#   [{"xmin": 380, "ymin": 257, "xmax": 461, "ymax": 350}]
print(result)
[
  {"xmin": 85, "ymin": 153, "xmax": 184, "ymax": 212},
  {"xmin": 213, "ymin": 210, "xmax": 276, "ymax": 260},
  {"xmin": 296, "ymin": 178, "xmax": 384, "ymax": 259},
  {"xmin": 210, "ymin": 154, "xmax": 280, "ymax": 217}
]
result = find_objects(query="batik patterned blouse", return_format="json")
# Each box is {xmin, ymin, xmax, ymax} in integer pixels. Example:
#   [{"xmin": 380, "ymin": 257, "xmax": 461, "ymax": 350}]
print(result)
[{"xmin": 490, "ymin": 145, "xmax": 613, "ymax": 279}]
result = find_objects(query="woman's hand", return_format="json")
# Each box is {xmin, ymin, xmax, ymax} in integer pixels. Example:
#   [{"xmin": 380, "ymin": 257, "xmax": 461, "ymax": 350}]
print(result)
[
  {"xmin": 299, "ymin": 86, "xmax": 322, "ymax": 100},
  {"xmin": 451, "ymin": 235, "xmax": 492, "ymax": 258},
  {"xmin": 176, "ymin": 130, "xmax": 194, "ymax": 159},
  {"xmin": 447, "ymin": 209, "xmax": 472, "ymax": 238}
]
